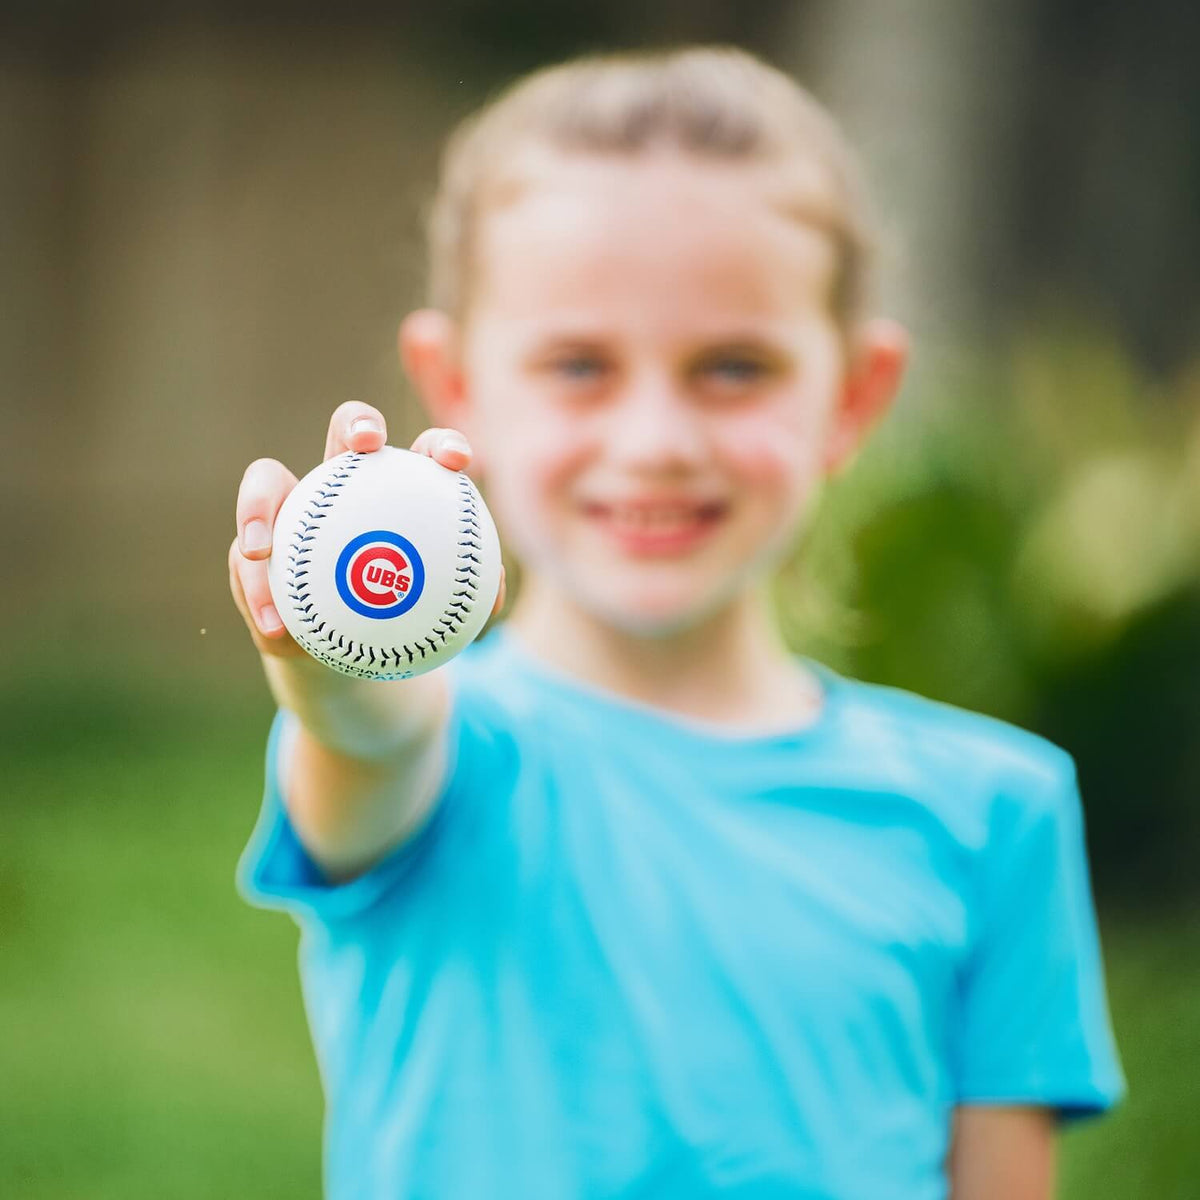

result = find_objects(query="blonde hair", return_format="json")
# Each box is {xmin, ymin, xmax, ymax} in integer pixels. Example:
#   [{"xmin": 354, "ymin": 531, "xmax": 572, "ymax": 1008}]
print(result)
[{"xmin": 425, "ymin": 46, "xmax": 878, "ymax": 334}]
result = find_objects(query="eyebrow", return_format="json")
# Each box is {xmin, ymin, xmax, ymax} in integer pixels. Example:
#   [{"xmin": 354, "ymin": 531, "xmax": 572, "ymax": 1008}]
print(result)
[
  {"xmin": 689, "ymin": 336, "xmax": 783, "ymax": 354},
  {"xmin": 522, "ymin": 333, "xmax": 611, "ymax": 359},
  {"xmin": 519, "ymin": 332, "xmax": 795, "ymax": 372},
  {"xmin": 522, "ymin": 322, "xmax": 792, "ymax": 345}
]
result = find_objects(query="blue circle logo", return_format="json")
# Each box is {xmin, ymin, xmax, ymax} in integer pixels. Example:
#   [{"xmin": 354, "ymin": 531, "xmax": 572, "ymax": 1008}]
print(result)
[{"xmin": 335, "ymin": 530, "xmax": 425, "ymax": 620}]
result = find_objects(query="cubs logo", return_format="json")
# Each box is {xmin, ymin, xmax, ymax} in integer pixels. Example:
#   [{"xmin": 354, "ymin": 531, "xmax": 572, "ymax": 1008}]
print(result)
[{"xmin": 335, "ymin": 530, "xmax": 425, "ymax": 619}]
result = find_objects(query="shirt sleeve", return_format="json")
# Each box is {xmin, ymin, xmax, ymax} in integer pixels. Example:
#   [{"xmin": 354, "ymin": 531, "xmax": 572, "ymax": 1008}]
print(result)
[
  {"xmin": 952, "ymin": 748, "xmax": 1127, "ymax": 1124},
  {"xmin": 235, "ymin": 673, "xmax": 511, "ymax": 925}
]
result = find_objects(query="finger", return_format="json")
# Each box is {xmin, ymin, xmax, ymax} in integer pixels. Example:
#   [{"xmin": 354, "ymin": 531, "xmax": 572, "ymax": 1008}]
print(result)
[
  {"xmin": 410, "ymin": 426, "xmax": 472, "ymax": 472},
  {"xmin": 228, "ymin": 538, "xmax": 252, "ymax": 624},
  {"xmin": 236, "ymin": 458, "xmax": 298, "ymax": 561},
  {"xmin": 491, "ymin": 563, "xmax": 507, "ymax": 618},
  {"xmin": 228, "ymin": 536, "xmax": 289, "ymax": 641},
  {"xmin": 228, "ymin": 544, "xmax": 303, "ymax": 660},
  {"xmin": 325, "ymin": 400, "xmax": 387, "ymax": 461},
  {"xmin": 229, "ymin": 538, "xmax": 267, "ymax": 640}
]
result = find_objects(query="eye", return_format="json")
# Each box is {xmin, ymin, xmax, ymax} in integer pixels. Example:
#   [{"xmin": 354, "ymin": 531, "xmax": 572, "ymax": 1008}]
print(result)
[
  {"xmin": 707, "ymin": 357, "xmax": 766, "ymax": 381},
  {"xmin": 548, "ymin": 354, "xmax": 609, "ymax": 382},
  {"xmin": 695, "ymin": 354, "xmax": 774, "ymax": 387}
]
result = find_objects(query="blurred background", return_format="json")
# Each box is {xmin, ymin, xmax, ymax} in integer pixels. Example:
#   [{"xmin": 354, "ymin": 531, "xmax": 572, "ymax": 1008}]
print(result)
[{"xmin": 2, "ymin": 2, "xmax": 1197, "ymax": 1196}]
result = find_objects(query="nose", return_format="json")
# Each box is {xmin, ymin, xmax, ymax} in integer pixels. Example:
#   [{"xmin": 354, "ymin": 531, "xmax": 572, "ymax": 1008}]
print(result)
[{"xmin": 605, "ymin": 368, "xmax": 708, "ymax": 474}]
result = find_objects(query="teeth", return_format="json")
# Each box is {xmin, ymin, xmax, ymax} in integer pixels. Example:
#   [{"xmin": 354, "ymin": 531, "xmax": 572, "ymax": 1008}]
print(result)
[{"xmin": 609, "ymin": 506, "xmax": 704, "ymax": 530}]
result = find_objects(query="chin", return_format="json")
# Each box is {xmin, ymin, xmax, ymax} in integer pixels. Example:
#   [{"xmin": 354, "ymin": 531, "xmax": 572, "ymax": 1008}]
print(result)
[{"xmin": 565, "ymin": 566, "xmax": 743, "ymax": 638}]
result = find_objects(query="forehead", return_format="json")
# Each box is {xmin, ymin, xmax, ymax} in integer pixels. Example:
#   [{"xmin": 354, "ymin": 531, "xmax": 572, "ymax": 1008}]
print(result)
[{"xmin": 469, "ymin": 154, "xmax": 839, "ymax": 336}]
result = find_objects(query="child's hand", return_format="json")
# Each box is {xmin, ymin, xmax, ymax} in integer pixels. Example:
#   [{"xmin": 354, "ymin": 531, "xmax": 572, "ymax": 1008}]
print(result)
[{"xmin": 228, "ymin": 402, "xmax": 505, "ymax": 661}]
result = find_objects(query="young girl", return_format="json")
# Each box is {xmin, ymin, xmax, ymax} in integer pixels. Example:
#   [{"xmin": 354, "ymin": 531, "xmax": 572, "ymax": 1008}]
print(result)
[{"xmin": 228, "ymin": 46, "xmax": 1124, "ymax": 1199}]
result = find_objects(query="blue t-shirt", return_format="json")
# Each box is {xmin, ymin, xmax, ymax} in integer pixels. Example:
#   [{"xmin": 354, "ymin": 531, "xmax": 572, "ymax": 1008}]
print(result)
[{"xmin": 238, "ymin": 629, "xmax": 1125, "ymax": 1200}]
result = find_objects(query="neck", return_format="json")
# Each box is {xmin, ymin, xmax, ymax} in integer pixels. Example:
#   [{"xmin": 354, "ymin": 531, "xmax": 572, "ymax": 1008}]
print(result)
[{"xmin": 505, "ymin": 574, "xmax": 822, "ymax": 733}]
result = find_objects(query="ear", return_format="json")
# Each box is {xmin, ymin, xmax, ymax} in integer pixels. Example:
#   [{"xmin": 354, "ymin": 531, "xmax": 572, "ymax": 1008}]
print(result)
[
  {"xmin": 398, "ymin": 307, "xmax": 474, "ymax": 439},
  {"xmin": 822, "ymin": 317, "xmax": 909, "ymax": 475}
]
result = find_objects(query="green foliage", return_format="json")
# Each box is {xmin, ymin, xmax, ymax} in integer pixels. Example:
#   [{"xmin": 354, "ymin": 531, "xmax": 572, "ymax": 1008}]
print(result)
[{"xmin": 777, "ymin": 323, "xmax": 1200, "ymax": 901}]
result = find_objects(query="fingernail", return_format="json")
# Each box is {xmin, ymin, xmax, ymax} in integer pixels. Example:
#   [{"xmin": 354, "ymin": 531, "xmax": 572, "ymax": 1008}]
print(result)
[
  {"xmin": 243, "ymin": 519, "xmax": 271, "ymax": 553},
  {"xmin": 259, "ymin": 604, "xmax": 284, "ymax": 634},
  {"xmin": 440, "ymin": 430, "xmax": 470, "ymax": 455},
  {"xmin": 351, "ymin": 417, "xmax": 383, "ymax": 437}
]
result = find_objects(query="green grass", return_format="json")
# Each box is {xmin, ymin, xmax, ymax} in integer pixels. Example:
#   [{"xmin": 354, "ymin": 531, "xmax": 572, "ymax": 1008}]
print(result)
[
  {"xmin": 1, "ymin": 674, "xmax": 1195, "ymax": 1198},
  {"xmin": 1059, "ymin": 915, "xmax": 1200, "ymax": 1199},
  {"xmin": 0, "ymin": 680, "xmax": 322, "ymax": 1199}
]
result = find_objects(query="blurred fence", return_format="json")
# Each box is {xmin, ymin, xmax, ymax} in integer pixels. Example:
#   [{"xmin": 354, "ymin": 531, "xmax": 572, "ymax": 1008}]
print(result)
[{"xmin": 2, "ymin": 4, "xmax": 1197, "ymax": 903}]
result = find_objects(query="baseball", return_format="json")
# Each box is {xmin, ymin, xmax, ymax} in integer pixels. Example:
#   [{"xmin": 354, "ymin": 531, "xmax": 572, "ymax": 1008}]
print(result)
[{"xmin": 268, "ymin": 446, "xmax": 502, "ymax": 680}]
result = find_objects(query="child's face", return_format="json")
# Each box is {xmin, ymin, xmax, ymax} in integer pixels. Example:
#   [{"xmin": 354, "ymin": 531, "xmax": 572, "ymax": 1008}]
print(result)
[{"xmin": 435, "ymin": 155, "xmax": 898, "ymax": 634}]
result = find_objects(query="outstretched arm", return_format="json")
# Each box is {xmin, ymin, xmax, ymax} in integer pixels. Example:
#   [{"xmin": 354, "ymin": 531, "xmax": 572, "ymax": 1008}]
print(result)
[{"xmin": 228, "ymin": 402, "xmax": 504, "ymax": 882}]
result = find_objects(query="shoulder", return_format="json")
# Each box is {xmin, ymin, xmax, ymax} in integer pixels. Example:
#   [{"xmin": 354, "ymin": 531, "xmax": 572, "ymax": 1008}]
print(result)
[
  {"xmin": 445, "ymin": 628, "xmax": 535, "ymax": 719},
  {"xmin": 825, "ymin": 669, "xmax": 1078, "ymax": 837},
  {"xmin": 439, "ymin": 628, "xmax": 556, "ymax": 760}
]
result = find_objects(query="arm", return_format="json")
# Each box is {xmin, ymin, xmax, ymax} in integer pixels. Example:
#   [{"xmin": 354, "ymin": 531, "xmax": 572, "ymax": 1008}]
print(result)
[
  {"xmin": 228, "ymin": 402, "xmax": 503, "ymax": 882},
  {"xmin": 947, "ymin": 1106, "xmax": 1057, "ymax": 1200}
]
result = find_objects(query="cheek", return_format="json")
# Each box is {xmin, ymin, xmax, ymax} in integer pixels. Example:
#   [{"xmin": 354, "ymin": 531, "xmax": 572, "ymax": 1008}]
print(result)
[
  {"xmin": 715, "ymin": 402, "xmax": 825, "ymax": 504},
  {"xmin": 477, "ymin": 397, "xmax": 595, "ymax": 536}
]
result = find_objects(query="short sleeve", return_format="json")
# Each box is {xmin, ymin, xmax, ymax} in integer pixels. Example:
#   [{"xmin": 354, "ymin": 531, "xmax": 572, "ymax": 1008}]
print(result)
[
  {"xmin": 235, "ymin": 673, "xmax": 511, "ymax": 925},
  {"xmin": 953, "ymin": 750, "xmax": 1127, "ymax": 1123}
]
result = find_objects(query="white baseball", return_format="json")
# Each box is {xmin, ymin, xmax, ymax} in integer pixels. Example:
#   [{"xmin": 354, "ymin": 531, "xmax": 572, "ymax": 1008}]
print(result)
[{"xmin": 268, "ymin": 446, "xmax": 502, "ymax": 680}]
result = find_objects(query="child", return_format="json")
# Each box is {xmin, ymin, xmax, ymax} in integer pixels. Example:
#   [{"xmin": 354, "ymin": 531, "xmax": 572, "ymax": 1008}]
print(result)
[{"xmin": 228, "ymin": 46, "xmax": 1125, "ymax": 1199}]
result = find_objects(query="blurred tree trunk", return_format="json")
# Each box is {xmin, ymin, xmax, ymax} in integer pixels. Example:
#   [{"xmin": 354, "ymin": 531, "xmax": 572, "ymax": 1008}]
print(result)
[
  {"xmin": 780, "ymin": 0, "xmax": 1035, "ymax": 385},
  {"xmin": 781, "ymin": 0, "xmax": 1198, "ymax": 379}
]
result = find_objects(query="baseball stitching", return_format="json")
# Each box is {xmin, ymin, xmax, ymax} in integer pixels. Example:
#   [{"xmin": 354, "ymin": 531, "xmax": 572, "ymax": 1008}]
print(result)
[{"xmin": 282, "ymin": 452, "xmax": 485, "ymax": 678}]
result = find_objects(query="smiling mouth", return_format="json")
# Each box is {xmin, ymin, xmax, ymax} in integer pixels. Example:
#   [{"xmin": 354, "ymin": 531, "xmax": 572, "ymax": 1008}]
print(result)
[{"xmin": 580, "ymin": 499, "xmax": 729, "ymax": 554}]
